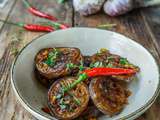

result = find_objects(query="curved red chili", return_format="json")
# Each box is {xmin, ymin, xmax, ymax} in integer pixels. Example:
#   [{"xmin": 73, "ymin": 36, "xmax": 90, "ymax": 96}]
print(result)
[
  {"xmin": 18, "ymin": 23, "xmax": 54, "ymax": 32},
  {"xmin": 83, "ymin": 67, "xmax": 136, "ymax": 77},
  {"xmin": 23, "ymin": 0, "xmax": 57, "ymax": 21}
]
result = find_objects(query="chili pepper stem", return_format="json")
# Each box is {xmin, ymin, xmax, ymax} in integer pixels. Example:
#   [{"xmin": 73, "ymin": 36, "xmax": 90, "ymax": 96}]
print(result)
[
  {"xmin": 22, "ymin": 0, "xmax": 31, "ymax": 8},
  {"xmin": 63, "ymin": 73, "xmax": 88, "ymax": 92}
]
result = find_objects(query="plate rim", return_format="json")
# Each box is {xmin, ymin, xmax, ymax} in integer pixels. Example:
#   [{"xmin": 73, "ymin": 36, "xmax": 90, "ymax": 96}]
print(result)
[{"xmin": 11, "ymin": 27, "xmax": 160, "ymax": 120}]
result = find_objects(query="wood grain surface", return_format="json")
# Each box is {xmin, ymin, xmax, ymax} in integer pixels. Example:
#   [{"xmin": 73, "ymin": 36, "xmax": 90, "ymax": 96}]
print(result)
[{"xmin": 0, "ymin": 0, "xmax": 160, "ymax": 120}]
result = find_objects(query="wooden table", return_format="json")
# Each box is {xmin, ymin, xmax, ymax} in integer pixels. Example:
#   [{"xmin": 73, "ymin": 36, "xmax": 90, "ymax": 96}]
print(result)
[{"xmin": 0, "ymin": 0, "xmax": 160, "ymax": 119}]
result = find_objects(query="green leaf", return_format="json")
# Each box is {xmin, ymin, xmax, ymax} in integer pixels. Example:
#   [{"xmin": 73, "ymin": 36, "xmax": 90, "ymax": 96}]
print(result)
[
  {"xmin": 44, "ymin": 48, "xmax": 60, "ymax": 67},
  {"xmin": 120, "ymin": 58, "xmax": 129, "ymax": 65},
  {"xmin": 107, "ymin": 56, "xmax": 115, "ymax": 61},
  {"xmin": 106, "ymin": 63, "xmax": 113, "ymax": 68},
  {"xmin": 73, "ymin": 97, "xmax": 81, "ymax": 106},
  {"xmin": 56, "ymin": 94, "xmax": 62, "ymax": 99},
  {"xmin": 90, "ymin": 61, "xmax": 104, "ymax": 68},
  {"xmin": 60, "ymin": 104, "xmax": 67, "ymax": 110},
  {"xmin": 58, "ymin": 0, "xmax": 66, "ymax": 3},
  {"xmin": 66, "ymin": 63, "xmax": 77, "ymax": 70}
]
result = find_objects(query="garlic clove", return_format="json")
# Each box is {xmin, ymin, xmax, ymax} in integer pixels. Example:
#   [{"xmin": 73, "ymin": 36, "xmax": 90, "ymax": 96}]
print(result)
[
  {"xmin": 73, "ymin": 0, "xmax": 106, "ymax": 16},
  {"xmin": 103, "ymin": 0, "xmax": 134, "ymax": 16}
]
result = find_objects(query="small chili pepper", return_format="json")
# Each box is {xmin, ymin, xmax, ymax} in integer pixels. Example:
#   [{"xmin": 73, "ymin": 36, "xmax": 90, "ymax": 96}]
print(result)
[
  {"xmin": 83, "ymin": 67, "xmax": 136, "ymax": 77},
  {"xmin": 22, "ymin": 0, "xmax": 57, "ymax": 21},
  {"xmin": 17, "ymin": 23, "xmax": 54, "ymax": 32},
  {"xmin": 40, "ymin": 22, "xmax": 69, "ymax": 30},
  {"xmin": 63, "ymin": 67, "xmax": 136, "ymax": 93}
]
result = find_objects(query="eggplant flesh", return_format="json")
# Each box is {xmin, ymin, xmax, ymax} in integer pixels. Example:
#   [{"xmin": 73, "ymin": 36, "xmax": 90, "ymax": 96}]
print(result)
[
  {"xmin": 89, "ymin": 77, "xmax": 131, "ymax": 116},
  {"xmin": 35, "ymin": 47, "xmax": 83, "ymax": 80},
  {"xmin": 48, "ymin": 77, "xmax": 89, "ymax": 120}
]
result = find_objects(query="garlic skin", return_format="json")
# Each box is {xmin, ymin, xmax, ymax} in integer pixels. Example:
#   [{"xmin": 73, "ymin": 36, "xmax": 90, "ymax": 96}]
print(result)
[
  {"xmin": 103, "ymin": 0, "xmax": 133, "ymax": 16},
  {"xmin": 104, "ymin": 0, "xmax": 160, "ymax": 17},
  {"xmin": 73, "ymin": 0, "xmax": 106, "ymax": 16}
]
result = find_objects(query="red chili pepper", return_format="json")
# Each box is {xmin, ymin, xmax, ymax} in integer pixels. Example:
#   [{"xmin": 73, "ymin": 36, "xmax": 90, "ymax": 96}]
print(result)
[
  {"xmin": 18, "ymin": 23, "xmax": 54, "ymax": 32},
  {"xmin": 22, "ymin": 0, "xmax": 57, "ymax": 21},
  {"xmin": 83, "ymin": 67, "xmax": 136, "ymax": 77},
  {"xmin": 63, "ymin": 67, "xmax": 136, "ymax": 92}
]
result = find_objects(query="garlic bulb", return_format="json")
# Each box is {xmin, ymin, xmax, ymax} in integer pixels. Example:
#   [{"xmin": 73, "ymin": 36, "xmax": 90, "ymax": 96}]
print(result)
[
  {"xmin": 104, "ymin": 0, "xmax": 160, "ymax": 16},
  {"xmin": 73, "ymin": 0, "xmax": 106, "ymax": 16}
]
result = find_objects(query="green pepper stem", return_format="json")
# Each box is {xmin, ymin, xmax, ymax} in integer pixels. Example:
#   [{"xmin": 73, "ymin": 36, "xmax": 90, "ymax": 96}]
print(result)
[
  {"xmin": 22, "ymin": 0, "xmax": 31, "ymax": 8},
  {"xmin": 63, "ymin": 73, "xmax": 88, "ymax": 93},
  {"xmin": 97, "ymin": 24, "xmax": 117, "ymax": 29}
]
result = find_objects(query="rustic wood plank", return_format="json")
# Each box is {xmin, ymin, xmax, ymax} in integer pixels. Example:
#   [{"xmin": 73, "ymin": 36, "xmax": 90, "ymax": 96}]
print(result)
[
  {"xmin": 74, "ymin": 9, "xmax": 160, "ymax": 120},
  {"xmin": 0, "ymin": 0, "xmax": 17, "ymax": 31},
  {"xmin": 141, "ymin": 7, "xmax": 160, "ymax": 58},
  {"xmin": 0, "ymin": 0, "xmax": 16, "ymax": 21},
  {"xmin": 0, "ymin": 0, "xmax": 73, "ymax": 119}
]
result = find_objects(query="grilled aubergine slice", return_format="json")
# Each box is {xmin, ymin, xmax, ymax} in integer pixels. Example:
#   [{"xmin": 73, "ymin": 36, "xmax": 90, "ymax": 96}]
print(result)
[
  {"xmin": 89, "ymin": 77, "xmax": 131, "ymax": 116},
  {"xmin": 48, "ymin": 77, "xmax": 89, "ymax": 119},
  {"xmin": 90, "ymin": 49, "xmax": 139, "ymax": 82},
  {"xmin": 35, "ymin": 47, "xmax": 83, "ymax": 79}
]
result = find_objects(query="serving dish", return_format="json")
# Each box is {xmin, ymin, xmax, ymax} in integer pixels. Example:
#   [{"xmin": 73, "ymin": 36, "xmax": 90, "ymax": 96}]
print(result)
[{"xmin": 11, "ymin": 28, "xmax": 160, "ymax": 120}]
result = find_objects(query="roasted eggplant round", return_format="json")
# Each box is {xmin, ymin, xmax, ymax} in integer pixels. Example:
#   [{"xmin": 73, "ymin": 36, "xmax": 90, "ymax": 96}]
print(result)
[
  {"xmin": 89, "ymin": 77, "xmax": 131, "ymax": 116},
  {"xmin": 48, "ymin": 77, "xmax": 89, "ymax": 119},
  {"xmin": 90, "ymin": 49, "xmax": 139, "ymax": 82},
  {"xmin": 35, "ymin": 47, "xmax": 83, "ymax": 79}
]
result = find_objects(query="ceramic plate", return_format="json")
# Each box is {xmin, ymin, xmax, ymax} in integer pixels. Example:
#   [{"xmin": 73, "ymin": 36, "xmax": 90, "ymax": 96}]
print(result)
[{"xmin": 11, "ymin": 28, "xmax": 160, "ymax": 120}]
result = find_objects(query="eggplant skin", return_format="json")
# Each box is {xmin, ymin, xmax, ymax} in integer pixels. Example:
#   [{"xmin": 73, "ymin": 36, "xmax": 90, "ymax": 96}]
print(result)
[
  {"xmin": 48, "ymin": 77, "xmax": 89, "ymax": 119},
  {"xmin": 89, "ymin": 77, "xmax": 131, "ymax": 116},
  {"xmin": 35, "ymin": 47, "xmax": 83, "ymax": 79}
]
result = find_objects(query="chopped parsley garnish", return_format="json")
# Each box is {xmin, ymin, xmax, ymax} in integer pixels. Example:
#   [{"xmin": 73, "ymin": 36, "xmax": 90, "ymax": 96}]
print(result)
[
  {"xmin": 106, "ymin": 63, "xmax": 114, "ymax": 68},
  {"xmin": 56, "ymin": 94, "xmax": 62, "ymax": 99},
  {"xmin": 120, "ymin": 58, "xmax": 129, "ymax": 65},
  {"xmin": 60, "ymin": 104, "xmax": 67, "ymax": 110},
  {"xmin": 66, "ymin": 60, "xmax": 85, "ymax": 71},
  {"xmin": 107, "ymin": 56, "xmax": 115, "ymax": 61},
  {"xmin": 66, "ymin": 63, "xmax": 77, "ymax": 70},
  {"xmin": 90, "ymin": 61, "xmax": 104, "ymax": 68},
  {"xmin": 44, "ymin": 48, "xmax": 60, "ymax": 67},
  {"xmin": 79, "ymin": 60, "xmax": 85, "ymax": 71},
  {"xmin": 68, "ymin": 92, "xmax": 81, "ymax": 106}
]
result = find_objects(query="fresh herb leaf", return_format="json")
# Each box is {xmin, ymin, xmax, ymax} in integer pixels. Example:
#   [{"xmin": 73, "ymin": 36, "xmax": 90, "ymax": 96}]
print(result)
[
  {"xmin": 79, "ymin": 60, "xmax": 85, "ymax": 71},
  {"xmin": 60, "ymin": 104, "xmax": 67, "ymax": 110},
  {"xmin": 66, "ymin": 63, "xmax": 77, "ymax": 70},
  {"xmin": 56, "ymin": 94, "xmax": 62, "ymax": 99},
  {"xmin": 58, "ymin": 0, "xmax": 66, "ymax": 3},
  {"xmin": 68, "ymin": 92, "xmax": 81, "ymax": 106},
  {"xmin": 90, "ymin": 61, "xmax": 104, "ymax": 68},
  {"xmin": 107, "ymin": 56, "xmax": 115, "ymax": 61},
  {"xmin": 73, "ymin": 97, "xmax": 81, "ymax": 106},
  {"xmin": 120, "ymin": 58, "xmax": 129, "ymax": 65},
  {"xmin": 66, "ymin": 61, "xmax": 85, "ymax": 71},
  {"xmin": 44, "ymin": 48, "xmax": 59, "ymax": 67},
  {"xmin": 106, "ymin": 63, "xmax": 113, "ymax": 68}
]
